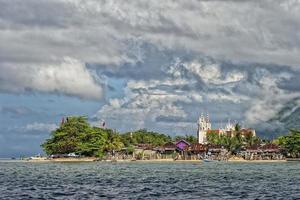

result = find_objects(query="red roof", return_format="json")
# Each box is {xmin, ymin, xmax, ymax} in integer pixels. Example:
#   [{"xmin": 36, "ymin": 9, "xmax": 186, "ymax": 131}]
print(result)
[
  {"xmin": 206, "ymin": 129, "xmax": 222, "ymax": 134},
  {"xmin": 187, "ymin": 143, "xmax": 207, "ymax": 152}
]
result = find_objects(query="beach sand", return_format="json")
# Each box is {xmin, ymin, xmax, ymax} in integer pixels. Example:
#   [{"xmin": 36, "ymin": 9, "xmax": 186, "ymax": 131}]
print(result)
[
  {"xmin": 27, "ymin": 158, "xmax": 203, "ymax": 163},
  {"xmin": 25, "ymin": 157, "xmax": 288, "ymax": 163},
  {"xmin": 228, "ymin": 159, "xmax": 287, "ymax": 163}
]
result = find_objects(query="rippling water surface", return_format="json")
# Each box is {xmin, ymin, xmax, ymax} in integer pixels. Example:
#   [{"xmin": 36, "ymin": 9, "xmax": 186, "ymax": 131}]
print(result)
[{"xmin": 0, "ymin": 161, "xmax": 299, "ymax": 199}]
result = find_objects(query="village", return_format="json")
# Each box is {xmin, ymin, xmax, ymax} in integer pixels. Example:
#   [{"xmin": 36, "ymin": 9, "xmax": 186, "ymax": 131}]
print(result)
[
  {"xmin": 30, "ymin": 114, "xmax": 294, "ymax": 162},
  {"xmin": 100, "ymin": 113, "xmax": 285, "ymax": 162}
]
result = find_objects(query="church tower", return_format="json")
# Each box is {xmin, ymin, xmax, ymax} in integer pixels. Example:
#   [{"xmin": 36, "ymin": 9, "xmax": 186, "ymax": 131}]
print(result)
[{"xmin": 197, "ymin": 112, "xmax": 211, "ymax": 144}]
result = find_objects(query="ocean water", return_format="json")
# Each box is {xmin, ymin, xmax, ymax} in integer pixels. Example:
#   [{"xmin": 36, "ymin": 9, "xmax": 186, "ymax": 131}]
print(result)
[{"xmin": 0, "ymin": 161, "xmax": 299, "ymax": 200}]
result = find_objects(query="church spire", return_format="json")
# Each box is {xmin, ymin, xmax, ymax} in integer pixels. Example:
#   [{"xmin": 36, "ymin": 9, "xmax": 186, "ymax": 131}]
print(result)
[
  {"xmin": 206, "ymin": 112, "xmax": 210, "ymax": 123},
  {"xmin": 200, "ymin": 112, "xmax": 204, "ymax": 122}
]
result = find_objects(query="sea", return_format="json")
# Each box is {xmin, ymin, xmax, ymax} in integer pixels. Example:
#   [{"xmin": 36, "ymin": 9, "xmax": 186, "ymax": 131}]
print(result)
[{"xmin": 0, "ymin": 161, "xmax": 299, "ymax": 200}]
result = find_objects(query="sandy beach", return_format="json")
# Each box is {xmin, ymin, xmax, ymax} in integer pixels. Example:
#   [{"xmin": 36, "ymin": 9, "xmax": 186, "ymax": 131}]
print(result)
[
  {"xmin": 228, "ymin": 159, "xmax": 287, "ymax": 163},
  {"xmin": 27, "ymin": 158, "xmax": 202, "ymax": 163},
  {"xmin": 24, "ymin": 157, "xmax": 289, "ymax": 163}
]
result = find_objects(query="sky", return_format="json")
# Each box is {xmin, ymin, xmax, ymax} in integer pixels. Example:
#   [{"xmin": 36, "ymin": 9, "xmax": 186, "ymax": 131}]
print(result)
[{"xmin": 0, "ymin": 0, "xmax": 300, "ymax": 157}]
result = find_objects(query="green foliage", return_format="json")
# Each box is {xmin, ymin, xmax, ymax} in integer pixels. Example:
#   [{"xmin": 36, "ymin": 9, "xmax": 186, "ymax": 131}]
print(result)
[
  {"xmin": 126, "ymin": 145, "xmax": 135, "ymax": 154},
  {"xmin": 102, "ymin": 129, "xmax": 124, "ymax": 152},
  {"xmin": 41, "ymin": 116, "xmax": 90, "ymax": 155},
  {"xmin": 278, "ymin": 129, "xmax": 300, "ymax": 158},
  {"xmin": 244, "ymin": 135, "xmax": 261, "ymax": 147},
  {"xmin": 41, "ymin": 116, "xmax": 123, "ymax": 156},
  {"xmin": 174, "ymin": 135, "xmax": 197, "ymax": 143},
  {"xmin": 42, "ymin": 117, "xmax": 175, "ymax": 156},
  {"xmin": 206, "ymin": 129, "xmax": 262, "ymax": 154},
  {"xmin": 77, "ymin": 127, "xmax": 108, "ymax": 156},
  {"xmin": 43, "ymin": 115, "xmax": 297, "ymax": 158},
  {"xmin": 207, "ymin": 132, "xmax": 221, "ymax": 145},
  {"xmin": 235, "ymin": 123, "xmax": 241, "ymax": 132},
  {"xmin": 121, "ymin": 129, "xmax": 172, "ymax": 147}
]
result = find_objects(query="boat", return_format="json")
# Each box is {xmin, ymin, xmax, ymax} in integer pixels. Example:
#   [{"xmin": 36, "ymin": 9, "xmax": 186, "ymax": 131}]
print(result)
[{"xmin": 203, "ymin": 159, "xmax": 214, "ymax": 162}]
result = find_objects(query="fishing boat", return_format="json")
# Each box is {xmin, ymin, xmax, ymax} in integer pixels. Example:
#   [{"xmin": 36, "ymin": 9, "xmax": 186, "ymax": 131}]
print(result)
[{"xmin": 203, "ymin": 159, "xmax": 214, "ymax": 162}]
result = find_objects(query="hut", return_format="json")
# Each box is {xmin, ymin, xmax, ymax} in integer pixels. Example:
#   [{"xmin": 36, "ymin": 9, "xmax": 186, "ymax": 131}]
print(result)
[
  {"xmin": 175, "ymin": 140, "xmax": 190, "ymax": 151},
  {"xmin": 244, "ymin": 144, "xmax": 283, "ymax": 160},
  {"xmin": 185, "ymin": 143, "xmax": 208, "ymax": 160},
  {"xmin": 134, "ymin": 144, "xmax": 157, "ymax": 160},
  {"xmin": 187, "ymin": 143, "xmax": 207, "ymax": 154},
  {"xmin": 159, "ymin": 142, "xmax": 178, "ymax": 159},
  {"xmin": 162, "ymin": 142, "xmax": 177, "ymax": 152}
]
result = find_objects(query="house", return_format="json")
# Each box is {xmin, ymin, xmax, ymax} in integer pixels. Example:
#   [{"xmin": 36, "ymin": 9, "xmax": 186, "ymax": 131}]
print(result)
[
  {"xmin": 175, "ymin": 140, "xmax": 190, "ymax": 151},
  {"xmin": 208, "ymin": 144, "xmax": 225, "ymax": 154},
  {"xmin": 259, "ymin": 144, "xmax": 281, "ymax": 153},
  {"xmin": 133, "ymin": 144, "xmax": 157, "ymax": 160},
  {"xmin": 161, "ymin": 142, "xmax": 177, "ymax": 153},
  {"xmin": 187, "ymin": 143, "xmax": 207, "ymax": 154},
  {"xmin": 244, "ymin": 144, "xmax": 283, "ymax": 160},
  {"xmin": 239, "ymin": 128, "xmax": 256, "ymax": 138}
]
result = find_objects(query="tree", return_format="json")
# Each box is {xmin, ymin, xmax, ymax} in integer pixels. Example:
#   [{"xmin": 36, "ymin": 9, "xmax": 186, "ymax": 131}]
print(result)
[
  {"xmin": 174, "ymin": 135, "xmax": 197, "ymax": 143},
  {"xmin": 121, "ymin": 129, "xmax": 171, "ymax": 147},
  {"xmin": 184, "ymin": 135, "xmax": 197, "ymax": 144},
  {"xmin": 42, "ymin": 116, "xmax": 90, "ymax": 155},
  {"xmin": 41, "ymin": 116, "xmax": 123, "ymax": 157},
  {"xmin": 235, "ymin": 123, "xmax": 241, "ymax": 132},
  {"xmin": 207, "ymin": 132, "xmax": 220, "ymax": 145},
  {"xmin": 77, "ymin": 127, "xmax": 107, "ymax": 156},
  {"xmin": 278, "ymin": 129, "xmax": 300, "ymax": 158},
  {"xmin": 103, "ymin": 129, "xmax": 124, "ymax": 153}
]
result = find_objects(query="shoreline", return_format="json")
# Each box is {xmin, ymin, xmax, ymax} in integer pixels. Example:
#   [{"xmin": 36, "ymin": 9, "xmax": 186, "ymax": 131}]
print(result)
[
  {"xmin": 228, "ymin": 159, "xmax": 287, "ymax": 163},
  {"xmin": 21, "ymin": 157, "xmax": 289, "ymax": 163}
]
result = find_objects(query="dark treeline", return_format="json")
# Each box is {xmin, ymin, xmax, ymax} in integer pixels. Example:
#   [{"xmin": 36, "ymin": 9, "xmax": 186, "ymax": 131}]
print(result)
[{"xmin": 41, "ymin": 116, "xmax": 300, "ymax": 158}]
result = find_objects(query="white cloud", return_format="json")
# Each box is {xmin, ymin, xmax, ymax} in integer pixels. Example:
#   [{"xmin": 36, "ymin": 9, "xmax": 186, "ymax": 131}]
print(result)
[
  {"xmin": 24, "ymin": 122, "xmax": 58, "ymax": 132},
  {"xmin": 2, "ymin": 1, "xmax": 300, "ymax": 68},
  {"xmin": 1, "ymin": 0, "xmax": 300, "ymax": 136},
  {"xmin": 95, "ymin": 78, "xmax": 194, "ymax": 132},
  {"xmin": 183, "ymin": 61, "xmax": 222, "ymax": 84},
  {"xmin": 1, "ymin": 0, "xmax": 300, "ymax": 100},
  {"xmin": 245, "ymin": 71, "xmax": 300, "ymax": 125},
  {"xmin": 180, "ymin": 60, "xmax": 245, "ymax": 85},
  {"xmin": 206, "ymin": 92, "xmax": 249, "ymax": 104},
  {"xmin": 0, "ymin": 58, "xmax": 103, "ymax": 100}
]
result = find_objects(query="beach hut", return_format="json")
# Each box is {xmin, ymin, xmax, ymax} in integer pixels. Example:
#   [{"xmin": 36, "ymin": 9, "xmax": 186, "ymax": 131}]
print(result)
[
  {"xmin": 175, "ymin": 140, "xmax": 191, "ymax": 151},
  {"xmin": 160, "ymin": 142, "xmax": 178, "ymax": 159},
  {"xmin": 245, "ymin": 144, "xmax": 283, "ymax": 160}
]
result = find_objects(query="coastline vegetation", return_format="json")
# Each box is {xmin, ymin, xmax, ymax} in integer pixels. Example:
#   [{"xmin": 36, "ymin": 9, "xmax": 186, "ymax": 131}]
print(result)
[
  {"xmin": 206, "ymin": 125, "xmax": 262, "ymax": 154},
  {"xmin": 41, "ymin": 116, "xmax": 300, "ymax": 158},
  {"xmin": 277, "ymin": 129, "xmax": 300, "ymax": 158},
  {"xmin": 42, "ymin": 116, "xmax": 195, "ymax": 157}
]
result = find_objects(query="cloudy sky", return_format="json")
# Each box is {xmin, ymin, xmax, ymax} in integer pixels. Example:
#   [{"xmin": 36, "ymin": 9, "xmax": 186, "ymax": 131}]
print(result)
[{"xmin": 1, "ymin": 0, "xmax": 300, "ymax": 157}]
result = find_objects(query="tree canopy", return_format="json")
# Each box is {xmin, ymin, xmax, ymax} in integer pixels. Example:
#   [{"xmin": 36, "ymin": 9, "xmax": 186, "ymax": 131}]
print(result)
[
  {"xmin": 206, "ymin": 131, "xmax": 261, "ymax": 153},
  {"xmin": 41, "ymin": 116, "xmax": 123, "ymax": 156},
  {"xmin": 121, "ymin": 129, "xmax": 172, "ymax": 147},
  {"xmin": 278, "ymin": 129, "xmax": 300, "ymax": 158}
]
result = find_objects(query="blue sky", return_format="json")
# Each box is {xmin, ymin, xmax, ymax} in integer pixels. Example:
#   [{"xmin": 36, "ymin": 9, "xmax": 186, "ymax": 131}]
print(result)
[{"xmin": 0, "ymin": 0, "xmax": 300, "ymax": 157}]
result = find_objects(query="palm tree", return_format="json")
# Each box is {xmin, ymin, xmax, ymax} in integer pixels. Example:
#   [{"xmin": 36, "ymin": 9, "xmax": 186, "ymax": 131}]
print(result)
[{"xmin": 104, "ymin": 129, "xmax": 124, "ymax": 155}]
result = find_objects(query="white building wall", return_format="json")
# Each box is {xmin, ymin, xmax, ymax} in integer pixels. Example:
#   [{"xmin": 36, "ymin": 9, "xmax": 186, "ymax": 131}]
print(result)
[{"xmin": 197, "ymin": 114, "xmax": 211, "ymax": 144}]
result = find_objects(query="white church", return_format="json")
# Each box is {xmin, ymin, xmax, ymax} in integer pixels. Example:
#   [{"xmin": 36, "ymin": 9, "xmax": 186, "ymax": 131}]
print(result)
[{"xmin": 196, "ymin": 113, "xmax": 256, "ymax": 144}]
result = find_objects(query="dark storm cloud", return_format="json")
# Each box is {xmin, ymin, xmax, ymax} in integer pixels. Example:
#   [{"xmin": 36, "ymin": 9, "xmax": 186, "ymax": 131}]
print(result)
[
  {"xmin": 0, "ymin": 0, "xmax": 71, "ymax": 28},
  {"xmin": 278, "ymin": 73, "xmax": 300, "ymax": 92}
]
